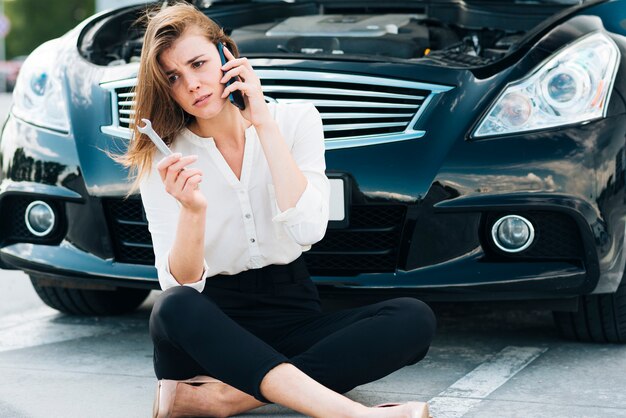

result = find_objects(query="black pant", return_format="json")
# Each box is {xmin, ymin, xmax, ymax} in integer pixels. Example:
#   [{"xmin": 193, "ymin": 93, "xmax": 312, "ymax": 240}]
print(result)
[{"xmin": 149, "ymin": 255, "xmax": 436, "ymax": 403}]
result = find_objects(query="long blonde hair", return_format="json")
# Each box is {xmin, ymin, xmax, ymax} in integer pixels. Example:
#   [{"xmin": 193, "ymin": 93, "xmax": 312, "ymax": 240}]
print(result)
[{"xmin": 108, "ymin": 2, "xmax": 240, "ymax": 198}]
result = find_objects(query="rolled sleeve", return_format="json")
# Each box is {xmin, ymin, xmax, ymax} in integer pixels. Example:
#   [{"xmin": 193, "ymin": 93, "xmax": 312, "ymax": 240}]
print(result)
[
  {"xmin": 272, "ymin": 177, "xmax": 328, "ymax": 245},
  {"xmin": 271, "ymin": 103, "xmax": 330, "ymax": 246},
  {"xmin": 272, "ymin": 178, "xmax": 323, "ymax": 226},
  {"xmin": 157, "ymin": 248, "xmax": 209, "ymax": 292}
]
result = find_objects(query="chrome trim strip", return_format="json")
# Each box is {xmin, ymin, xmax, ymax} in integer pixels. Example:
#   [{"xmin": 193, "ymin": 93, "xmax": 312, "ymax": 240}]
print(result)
[
  {"xmin": 325, "ymin": 131, "xmax": 426, "ymax": 150},
  {"xmin": 100, "ymin": 80, "xmax": 134, "ymax": 136},
  {"xmin": 320, "ymin": 112, "xmax": 415, "ymax": 119},
  {"xmin": 100, "ymin": 79, "xmax": 136, "ymax": 89},
  {"xmin": 100, "ymin": 70, "xmax": 455, "ymax": 93},
  {"xmin": 406, "ymin": 92, "xmax": 437, "ymax": 131},
  {"xmin": 275, "ymin": 98, "xmax": 419, "ymax": 109},
  {"xmin": 101, "ymin": 120, "xmax": 427, "ymax": 149},
  {"xmin": 324, "ymin": 121, "xmax": 407, "ymax": 131},
  {"xmin": 254, "ymin": 69, "xmax": 453, "ymax": 94},
  {"xmin": 106, "ymin": 89, "xmax": 120, "ymax": 132},
  {"xmin": 262, "ymin": 85, "xmax": 425, "ymax": 101},
  {"xmin": 101, "ymin": 125, "xmax": 132, "ymax": 139}
]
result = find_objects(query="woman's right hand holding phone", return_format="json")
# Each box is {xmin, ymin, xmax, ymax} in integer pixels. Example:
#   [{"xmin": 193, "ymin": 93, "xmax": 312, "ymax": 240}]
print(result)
[{"xmin": 157, "ymin": 153, "xmax": 207, "ymax": 212}]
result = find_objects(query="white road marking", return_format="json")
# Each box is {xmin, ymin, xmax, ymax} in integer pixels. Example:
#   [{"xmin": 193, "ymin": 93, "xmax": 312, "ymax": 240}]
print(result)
[
  {"xmin": 428, "ymin": 398, "xmax": 482, "ymax": 417},
  {"xmin": 429, "ymin": 346, "xmax": 548, "ymax": 417}
]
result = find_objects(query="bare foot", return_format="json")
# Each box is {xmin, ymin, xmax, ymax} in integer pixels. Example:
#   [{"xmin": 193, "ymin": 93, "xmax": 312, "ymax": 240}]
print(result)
[
  {"xmin": 171, "ymin": 380, "xmax": 229, "ymax": 417},
  {"xmin": 172, "ymin": 380, "xmax": 267, "ymax": 417}
]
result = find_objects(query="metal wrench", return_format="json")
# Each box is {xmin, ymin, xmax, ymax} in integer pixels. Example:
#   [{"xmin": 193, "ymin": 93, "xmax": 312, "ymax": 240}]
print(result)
[
  {"xmin": 137, "ymin": 118, "xmax": 173, "ymax": 157},
  {"xmin": 137, "ymin": 118, "xmax": 197, "ymax": 194}
]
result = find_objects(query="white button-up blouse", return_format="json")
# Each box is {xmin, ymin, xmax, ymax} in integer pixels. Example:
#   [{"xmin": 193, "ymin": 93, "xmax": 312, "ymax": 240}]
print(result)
[{"xmin": 139, "ymin": 102, "xmax": 330, "ymax": 292}]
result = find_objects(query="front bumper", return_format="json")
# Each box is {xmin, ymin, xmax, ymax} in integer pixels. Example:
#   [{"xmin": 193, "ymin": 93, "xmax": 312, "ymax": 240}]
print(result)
[
  {"xmin": 1, "ymin": 104, "xmax": 624, "ymax": 300},
  {"xmin": 0, "ymin": 238, "xmax": 586, "ymax": 299}
]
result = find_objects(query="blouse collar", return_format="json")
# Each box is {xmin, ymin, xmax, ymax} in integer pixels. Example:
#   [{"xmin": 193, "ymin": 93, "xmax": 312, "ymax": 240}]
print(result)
[{"xmin": 181, "ymin": 124, "xmax": 255, "ymax": 148}]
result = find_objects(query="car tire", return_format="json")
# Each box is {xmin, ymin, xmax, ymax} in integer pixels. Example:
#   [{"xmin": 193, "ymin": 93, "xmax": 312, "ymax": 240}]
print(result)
[
  {"xmin": 553, "ymin": 277, "xmax": 626, "ymax": 343},
  {"xmin": 29, "ymin": 275, "xmax": 151, "ymax": 315}
]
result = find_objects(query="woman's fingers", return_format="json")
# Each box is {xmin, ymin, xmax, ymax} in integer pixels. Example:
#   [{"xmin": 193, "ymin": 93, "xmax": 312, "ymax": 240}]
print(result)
[
  {"xmin": 158, "ymin": 154, "xmax": 198, "ymax": 181},
  {"xmin": 174, "ymin": 168, "xmax": 202, "ymax": 188},
  {"xmin": 156, "ymin": 153, "xmax": 205, "ymax": 209},
  {"xmin": 157, "ymin": 153, "xmax": 197, "ymax": 172},
  {"xmin": 177, "ymin": 174, "xmax": 202, "ymax": 193},
  {"xmin": 157, "ymin": 153, "xmax": 203, "ymax": 196},
  {"xmin": 222, "ymin": 44, "xmax": 235, "ymax": 60},
  {"xmin": 220, "ymin": 66, "xmax": 245, "ymax": 84},
  {"xmin": 165, "ymin": 168, "xmax": 203, "ymax": 196},
  {"xmin": 221, "ymin": 80, "xmax": 249, "ymax": 98},
  {"xmin": 221, "ymin": 45, "xmax": 250, "ymax": 69},
  {"xmin": 184, "ymin": 173, "xmax": 203, "ymax": 191},
  {"xmin": 167, "ymin": 155, "xmax": 198, "ymax": 173},
  {"xmin": 156, "ymin": 153, "xmax": 182, "ymax": 175}
]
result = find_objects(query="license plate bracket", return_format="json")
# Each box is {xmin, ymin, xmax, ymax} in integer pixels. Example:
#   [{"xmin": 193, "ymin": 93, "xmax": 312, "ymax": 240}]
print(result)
[{"xmin": 328, "ymin": 173, "xmax": 350, "ymax": 229}]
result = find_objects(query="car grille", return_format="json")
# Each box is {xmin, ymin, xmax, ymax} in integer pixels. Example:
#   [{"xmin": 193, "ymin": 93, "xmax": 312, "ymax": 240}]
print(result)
[
  {"xmin": 100, "ymin": 71, "xmax": 450, "ymax": 149},
  {"xmin": 113, "ymin": 87, "xmax": 134, "ymax": 130},
  {"xmin": 256, "ymin": 70, "xmax": 448, "ymax": 147},
  {"xmin": 102, "ymin": 197, "xmax": 407, "ymax": 274}
]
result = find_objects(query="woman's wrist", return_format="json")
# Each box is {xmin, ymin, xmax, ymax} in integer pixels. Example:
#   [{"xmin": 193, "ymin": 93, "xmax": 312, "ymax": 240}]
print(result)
[
  {"xmin": 253, "ymin": 117, "xmax": 278, "ymax": 132},
  {"xmin": 254, "ymin": 118, "xmax": 278, "ymax": 137},
  {"xmin": 180, "ymin": 203, "xmax": 207, "ymax": 216}
]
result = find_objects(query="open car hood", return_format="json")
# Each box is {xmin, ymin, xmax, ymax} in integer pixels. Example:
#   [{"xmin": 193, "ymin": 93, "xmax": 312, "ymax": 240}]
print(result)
[{"xmin": 190, "ymin": 0, "xmax": 587, "ymax": 5}]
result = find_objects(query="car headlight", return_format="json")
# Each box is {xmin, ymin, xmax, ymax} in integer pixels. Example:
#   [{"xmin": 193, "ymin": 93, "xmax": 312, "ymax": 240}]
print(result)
[
  {"xmin": 11, "ymin": 39, "xmax": 70, "ymax": 133},
  {"xmin": 473, "ymin": 32, "xmax": 620, "ymax": 138}
]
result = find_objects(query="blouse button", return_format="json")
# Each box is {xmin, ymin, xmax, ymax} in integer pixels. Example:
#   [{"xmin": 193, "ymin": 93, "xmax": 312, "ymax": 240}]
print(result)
[
  {"xmin": 245, "ymin": 213, "xmax": 251, "ymax": 219},
  {"xmin": 250, "ymin": 238, "xmax": 256, "ymax": 243}
]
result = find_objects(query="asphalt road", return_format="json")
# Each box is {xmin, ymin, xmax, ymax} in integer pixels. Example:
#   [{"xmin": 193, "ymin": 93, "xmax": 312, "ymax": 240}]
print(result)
[{"xmin": 0, "ymin": 93, "xmax": 625, "ymax": 418}]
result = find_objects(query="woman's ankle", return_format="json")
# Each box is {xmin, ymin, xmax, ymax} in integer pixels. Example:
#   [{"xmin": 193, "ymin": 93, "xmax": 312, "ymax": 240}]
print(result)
[{"xmin": 348, "ymin": 402, "xmax": 372, "ymax": 418}]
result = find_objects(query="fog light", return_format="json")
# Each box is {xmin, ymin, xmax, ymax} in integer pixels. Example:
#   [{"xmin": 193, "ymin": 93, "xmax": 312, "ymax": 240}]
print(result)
[
  {"xmin": 491, "ymin": 215, "xmax": 534, "ymax": 253},
  {"xmin": 25, "ymin": 200, "xmax": 55, "ymax": 237}
]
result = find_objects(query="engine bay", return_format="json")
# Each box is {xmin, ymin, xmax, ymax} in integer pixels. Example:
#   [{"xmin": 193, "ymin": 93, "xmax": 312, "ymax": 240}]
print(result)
[
  {"xmin": 230, "ymin": 13, "xmax": 525, "ymax": 66},
  {"xmin": 79, "ymin": 1, "xmax": 570, "ymax": 68}
]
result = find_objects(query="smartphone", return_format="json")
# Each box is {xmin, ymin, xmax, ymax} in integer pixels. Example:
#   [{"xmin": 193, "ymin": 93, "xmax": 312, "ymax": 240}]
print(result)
[{"xmin": 217, "ymin": 42, "xmax": 246, "ymax": 110}]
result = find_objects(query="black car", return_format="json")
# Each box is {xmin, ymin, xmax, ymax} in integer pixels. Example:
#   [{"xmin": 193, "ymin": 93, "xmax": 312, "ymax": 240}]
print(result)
[{"xmin": 2, "ymin": 0, "xmax": 625, "ymax": 342}]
